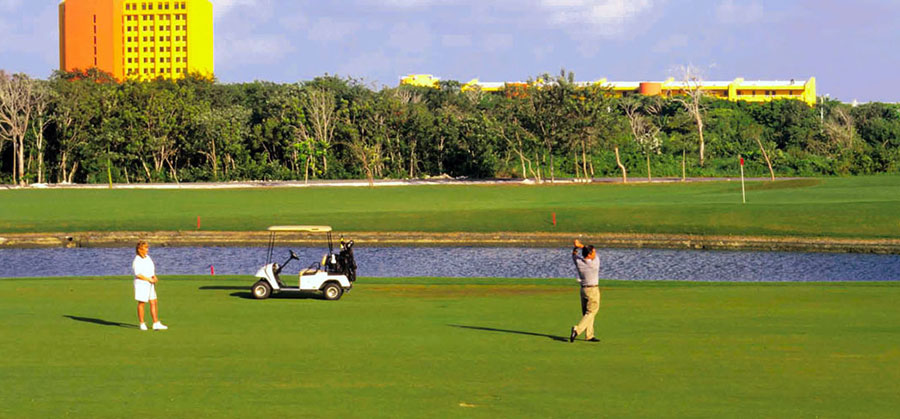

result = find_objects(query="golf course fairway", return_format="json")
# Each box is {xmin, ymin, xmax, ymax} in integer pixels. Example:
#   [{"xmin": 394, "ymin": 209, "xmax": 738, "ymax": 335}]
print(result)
[
  {"xmin": 1, "ymin": 277, "xmax": 898, "ymax": 417},
  {"xmin": 1, "ymin": 176, "xmax": 899, "ymax": 238}
]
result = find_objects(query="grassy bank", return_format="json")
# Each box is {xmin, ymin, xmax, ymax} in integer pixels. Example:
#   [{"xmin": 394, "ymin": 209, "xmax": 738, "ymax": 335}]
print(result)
[
  {"xmin": 1, "ymin": 176, "xmax": 899, "ymax": 238},
  {"xmin": 1, "ymin": 277, "xmax": 898, "ymax": 417}
]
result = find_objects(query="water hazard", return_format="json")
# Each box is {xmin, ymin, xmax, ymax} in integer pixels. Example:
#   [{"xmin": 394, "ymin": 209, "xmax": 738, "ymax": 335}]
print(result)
[{"xmin": 1, "ymin": 246, "xmax": 899, "ymax": 282}]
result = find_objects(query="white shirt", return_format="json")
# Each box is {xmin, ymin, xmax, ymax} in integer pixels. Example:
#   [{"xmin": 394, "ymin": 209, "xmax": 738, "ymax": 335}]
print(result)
[{"xmin": 133, "ymin": 255, "xmax": 156, "ymax": 279}]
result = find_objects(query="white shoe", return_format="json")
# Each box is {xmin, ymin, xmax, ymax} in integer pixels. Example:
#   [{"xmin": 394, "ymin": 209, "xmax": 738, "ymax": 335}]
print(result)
[
  {"xmin": 152, "ymin": 322, "xmax": 168, "ymax": 330},
  {"xmin": 139, "ymin": 323, "xmax": 148, "ymax": 331}
]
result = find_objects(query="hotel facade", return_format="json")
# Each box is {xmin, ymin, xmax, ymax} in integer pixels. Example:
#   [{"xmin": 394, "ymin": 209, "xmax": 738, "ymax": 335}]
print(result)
[
  {"xmin": 401, "ymin": 74, "xmax": 818, "ymax": 106},
  {"xmin": 59, "ymin": 0, "xmax": 213, "ymax": 80}
]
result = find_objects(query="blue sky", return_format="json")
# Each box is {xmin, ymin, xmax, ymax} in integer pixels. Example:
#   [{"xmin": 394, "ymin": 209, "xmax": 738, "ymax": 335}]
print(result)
[{"xmin": 1, "ymin": 0, "xmax": 898, "ymax": 102}]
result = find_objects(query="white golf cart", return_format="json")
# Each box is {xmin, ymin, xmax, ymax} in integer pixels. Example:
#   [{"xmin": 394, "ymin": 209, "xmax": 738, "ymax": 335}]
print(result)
[{"xmin": 251, "ymin": 225, "xmax": 357, "ymax": 301}]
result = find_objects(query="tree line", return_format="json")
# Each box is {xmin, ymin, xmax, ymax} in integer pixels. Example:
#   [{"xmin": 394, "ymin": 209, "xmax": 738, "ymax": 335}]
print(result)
[{"xmin": 1, "ymin": 68, "xmax": 898, "ymax": 186}]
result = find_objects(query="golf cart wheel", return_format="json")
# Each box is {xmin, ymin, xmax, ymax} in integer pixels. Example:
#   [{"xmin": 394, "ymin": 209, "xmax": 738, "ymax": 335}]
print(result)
[
  {"xmin": 252, "ymin": 280, "xmax": 272, "ymax": 300},
  {"xmin": 322, "ymin": 282, "xmax": 343, "ymax": 301}
]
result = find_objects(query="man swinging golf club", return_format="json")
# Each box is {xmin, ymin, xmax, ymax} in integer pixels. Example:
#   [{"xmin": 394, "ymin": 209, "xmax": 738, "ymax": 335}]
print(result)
[
  {"xmin": 133, "ymin": 241, "xmax": 168, "ymax": 331},
  {"xmin": 569, "ymin": 239, "xmax": 600, "ymax": 343}
]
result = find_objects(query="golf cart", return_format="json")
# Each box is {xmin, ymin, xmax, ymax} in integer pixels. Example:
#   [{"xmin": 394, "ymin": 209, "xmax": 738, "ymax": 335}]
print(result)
[{"xmin": 251, "ymin": 226, "xmax": 357, "ymax": 301}]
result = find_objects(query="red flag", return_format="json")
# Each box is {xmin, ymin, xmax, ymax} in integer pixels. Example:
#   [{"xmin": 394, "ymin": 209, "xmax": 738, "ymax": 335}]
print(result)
[{"xmin": 740, "ymin": 157, "xmax": 745, "ymax": 166}]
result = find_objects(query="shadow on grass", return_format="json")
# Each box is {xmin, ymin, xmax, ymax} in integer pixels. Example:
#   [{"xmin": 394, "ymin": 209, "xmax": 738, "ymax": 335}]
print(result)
[
  {"xmin": 449, "ymin": 324, "xmax": 568, "ymax": 342},
  {"xmin": 229, "ymin": 291, "xmax": 322, "ymax": 300},
  {"xmin": 201, "ymin": 286, "xmax": 322, "ymax": 300},
  {"xmin": 64, "ymin": 315, "xmax": 137, "ymax": 329}
]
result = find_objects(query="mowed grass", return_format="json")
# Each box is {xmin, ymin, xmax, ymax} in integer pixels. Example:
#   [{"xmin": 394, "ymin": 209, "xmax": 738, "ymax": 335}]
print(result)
[
  {"xmin": 1, "ymin": 277, "xmax": 899, "ymax": 417},
  {"xmin": 1, "ymin": 176, "xmax": 899, "ymax": 238}
]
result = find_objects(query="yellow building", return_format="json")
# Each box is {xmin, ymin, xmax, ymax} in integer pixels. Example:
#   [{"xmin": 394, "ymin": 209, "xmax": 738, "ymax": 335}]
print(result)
[
  {"xmin": 400, "ymin": 74, "xmax": 817, "ymax": 106},
  {"xmin": 59, "ymin": 0, "xmax": 214, "ymax": 81}
]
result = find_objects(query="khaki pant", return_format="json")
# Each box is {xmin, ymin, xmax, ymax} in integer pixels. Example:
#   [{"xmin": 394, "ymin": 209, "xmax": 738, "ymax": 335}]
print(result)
[{"xmin": 574, "ymin": 286, "xmax": 601, "ymax": 339}]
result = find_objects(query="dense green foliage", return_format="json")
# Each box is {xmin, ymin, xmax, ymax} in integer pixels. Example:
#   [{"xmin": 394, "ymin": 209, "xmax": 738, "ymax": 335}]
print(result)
[
  {"xmin": 1, "ymin": 69, "xmax": 898, "ymax": 185},
  {"xmin": 1, "ymin": 277, "xmax": 898, "ymax": 417},
  {"xmin": 2, "ymin": 176, "xmax": 898, "ymax": 238}
]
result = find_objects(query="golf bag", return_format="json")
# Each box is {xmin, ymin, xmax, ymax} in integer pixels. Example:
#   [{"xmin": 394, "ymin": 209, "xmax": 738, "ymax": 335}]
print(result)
[{"xmin": 337, "ymin": 240, "xmax": 357, "ymax": 282}]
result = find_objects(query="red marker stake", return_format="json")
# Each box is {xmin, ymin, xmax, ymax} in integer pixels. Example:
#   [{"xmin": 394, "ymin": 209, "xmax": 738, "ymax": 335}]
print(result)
[
  {"xmin": 210, "ymin": 265, "xmax": 215, "ymax": 276},
  {"xmin": 197, "ymin": 216, "xmax": 201, "ymax": 230},
  {"xmin": 739, "ymin": 156, "xmax": 746, "ymax": 204},
  {"xmin": 552, "ymin": 212, "xmax": 557, "ymax": 227}
]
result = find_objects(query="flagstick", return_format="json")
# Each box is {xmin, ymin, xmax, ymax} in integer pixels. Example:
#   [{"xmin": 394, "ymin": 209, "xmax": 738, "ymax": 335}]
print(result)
[{"xmin": 740, "ymin": 155, "xmax": 746, "ymax": 204}]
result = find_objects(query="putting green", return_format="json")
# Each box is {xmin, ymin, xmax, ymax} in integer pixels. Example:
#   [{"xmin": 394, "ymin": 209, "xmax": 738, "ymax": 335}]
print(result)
[{"xmin": 1, "ymin": 277, "xmax": 898, "ymax": 417}]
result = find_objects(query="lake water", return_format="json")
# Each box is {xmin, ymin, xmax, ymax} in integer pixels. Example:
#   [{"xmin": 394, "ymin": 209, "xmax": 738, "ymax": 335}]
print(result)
[{"xmin": 1, "ymin": 246, "xmax": 899, "ymax": 282}]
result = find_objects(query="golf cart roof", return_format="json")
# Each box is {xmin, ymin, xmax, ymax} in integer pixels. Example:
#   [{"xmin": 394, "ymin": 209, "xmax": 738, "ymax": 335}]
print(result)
[{"xmin": 267, "ymin": 225, "xmax": 333, "ymax": 232}]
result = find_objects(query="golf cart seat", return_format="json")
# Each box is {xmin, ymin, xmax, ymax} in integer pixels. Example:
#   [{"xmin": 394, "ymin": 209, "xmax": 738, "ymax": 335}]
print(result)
[{"xmin": 300, "ymin": 263, "xmax": 320, "ymax": 276}]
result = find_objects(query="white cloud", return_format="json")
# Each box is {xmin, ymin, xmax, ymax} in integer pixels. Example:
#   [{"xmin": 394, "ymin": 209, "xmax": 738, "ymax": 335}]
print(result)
[
  {"xmin": 361, "ymin": 0, "xmax": 459, "ymax": 9},
  {"xmin": 442, "ymin": 34, "xmax": 472, "ymax": 48},
  {"xmin": 338, "ymin": 50, "xmax": 392, "ymax": 79},
  {"xmin": 216, "ymin": 34, "xmax": 294, "ymax": 67},
  {"xmin": 212, "ymin": 0, "xmax": 266, "ymax": 20},
  {"xmin": 538, "ymin": 0, "xmax": 656, "ymax": 39},
  {"xmin": 532, "ymin": 44, "xmax": 554, "ymax": 60},
  {"xmin": 278, "ymin": 12, "xmax": 308, "ymax": 29},
  {"xmin": 307, "ymin": 18, "xmax": 361, "ymax": 42},
  {"xmin": 0, "ymin": 2, "xmax": 57, "ymax": 72},
  {"xmin": 0, "ymin": 0, "xmax": 21, "ymax": 12},
  {"xmin": 652, "ymin": 33, "xmax": 688, "ymax": 53},
  {"xmin": 388, "ymin": 23, "xmax": 434, "ymax": 52},
  {"xmin": 716, "ymin": 0, "xmax": 763, "ymax": 24},
  {"xmin": 483, "ymin": 33, "xmax": 514, "ymax": 52}
]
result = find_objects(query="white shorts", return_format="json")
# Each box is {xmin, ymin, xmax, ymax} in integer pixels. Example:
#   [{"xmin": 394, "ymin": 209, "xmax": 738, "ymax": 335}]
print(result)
[{"xmin": 134, "ymin": 279, "xmax": 158, "ymax": 302}]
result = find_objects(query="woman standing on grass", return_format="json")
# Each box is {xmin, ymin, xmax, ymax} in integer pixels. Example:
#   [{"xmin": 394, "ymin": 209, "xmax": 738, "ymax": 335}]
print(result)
[{"xmin": 133, "ymin": 241, "xmax": 168, "ymax": 331}]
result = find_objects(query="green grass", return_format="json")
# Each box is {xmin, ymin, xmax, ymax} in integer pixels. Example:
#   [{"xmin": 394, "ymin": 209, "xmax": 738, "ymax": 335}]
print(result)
[
  {"xmin": 2, "ymin": 277, "xmax": 899, "ymax": 417},
  {"xmin": 1, "ymin": 176, "xmax": 899, "ymax": 238}
]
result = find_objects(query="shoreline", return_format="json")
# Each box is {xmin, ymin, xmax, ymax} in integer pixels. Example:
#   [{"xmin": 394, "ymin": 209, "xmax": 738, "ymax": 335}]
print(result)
[{"xmin": 1, "ymin": 231, "xmax": 898, "ymax": 254}]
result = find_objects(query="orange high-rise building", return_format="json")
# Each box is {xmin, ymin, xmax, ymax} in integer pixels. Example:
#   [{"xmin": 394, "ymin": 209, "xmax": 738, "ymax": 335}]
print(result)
[{"xmin": 59, "ymin": 0, "xmax": 214, "ymax": 80}]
